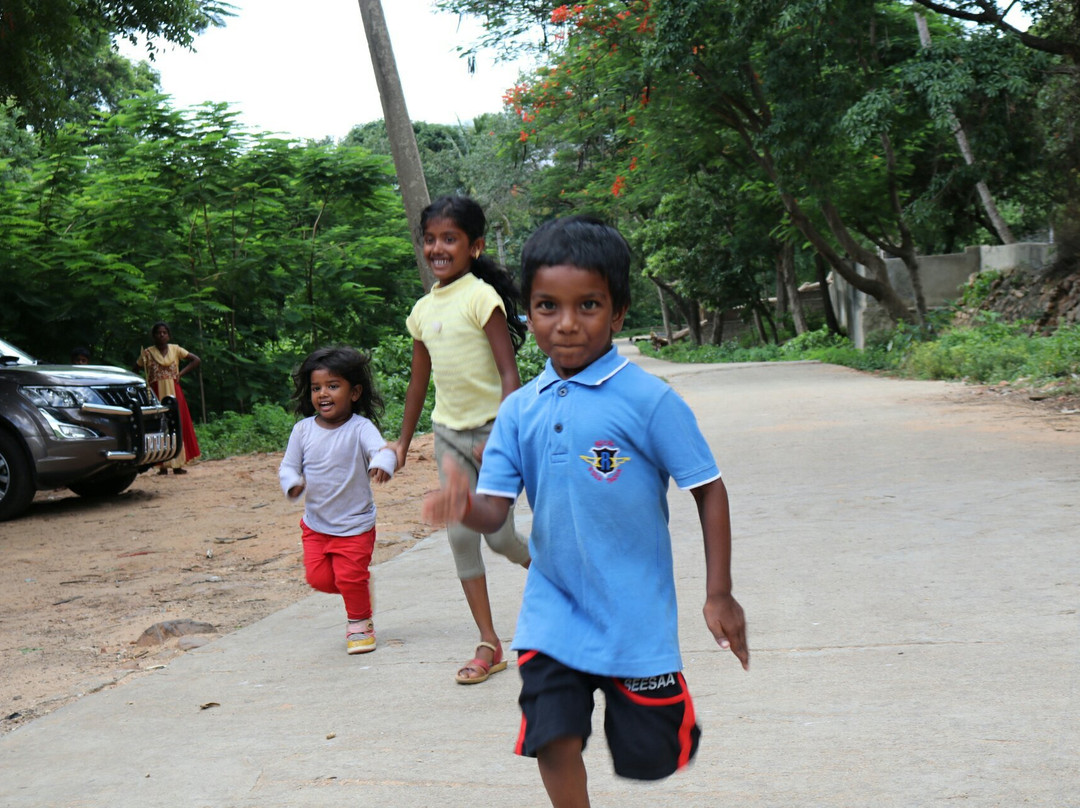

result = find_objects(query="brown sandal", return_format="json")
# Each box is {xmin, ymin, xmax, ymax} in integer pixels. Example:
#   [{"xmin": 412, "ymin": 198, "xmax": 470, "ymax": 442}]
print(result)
[{"xmin": 455, "ymin": 641, "xmax": 507, "ymax": 684}]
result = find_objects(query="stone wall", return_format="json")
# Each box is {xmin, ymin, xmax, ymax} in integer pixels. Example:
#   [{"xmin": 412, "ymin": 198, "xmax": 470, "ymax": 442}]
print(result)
[{"xmin": 829, "ymin": 243, "xmax": 1056, "ymax": 348}]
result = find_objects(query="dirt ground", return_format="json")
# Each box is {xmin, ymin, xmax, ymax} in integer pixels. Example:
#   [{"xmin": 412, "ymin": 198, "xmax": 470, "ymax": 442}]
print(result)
[
  {"xmin": 1, "ymin": 382, "xmax": 1077, "ymax": 737},
  {"xmin": 0, "ymin": 433, "xmax": 440, "ymax": 735}
]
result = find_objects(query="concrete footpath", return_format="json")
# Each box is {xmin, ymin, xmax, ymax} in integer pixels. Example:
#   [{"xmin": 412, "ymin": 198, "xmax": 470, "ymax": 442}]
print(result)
[{"xmin": 2, "ymin": 344, "xmax": 1078, "ymax": 807}]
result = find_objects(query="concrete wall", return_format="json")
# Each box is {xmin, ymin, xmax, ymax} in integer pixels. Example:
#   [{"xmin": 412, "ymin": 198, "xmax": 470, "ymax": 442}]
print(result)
[{"xmin": 829, "ymin": 242, "xmax": 1055, "ymax": 349}]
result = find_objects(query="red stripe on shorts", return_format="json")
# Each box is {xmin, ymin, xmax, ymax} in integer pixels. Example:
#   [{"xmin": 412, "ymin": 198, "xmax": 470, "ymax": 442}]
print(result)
[
  {"xmin": 513, "ymin": 650, "xmax": 538, "ymax": 756},
  {"xmin": 613, "ymin": 672, "xmax": 697, "ymax": 769}
]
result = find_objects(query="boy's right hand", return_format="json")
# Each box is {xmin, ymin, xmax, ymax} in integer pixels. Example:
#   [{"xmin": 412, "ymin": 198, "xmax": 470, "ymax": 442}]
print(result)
[
  {"xmin": 421, "ymin": 456, "xmax": 471, "ymax": 525},
  {"xmin": 704, "ymin": 593, "xmax": 749, "ymax": 670}
]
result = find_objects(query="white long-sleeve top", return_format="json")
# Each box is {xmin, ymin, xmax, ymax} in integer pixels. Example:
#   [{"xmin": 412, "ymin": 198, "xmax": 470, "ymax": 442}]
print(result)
[{"xmin": 278, "ymin": 414, "xmax": 396, "ymax": 536}]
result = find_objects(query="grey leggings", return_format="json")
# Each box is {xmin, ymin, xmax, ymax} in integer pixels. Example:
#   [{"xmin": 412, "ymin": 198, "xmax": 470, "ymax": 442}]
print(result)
[{"xmin": 433, "ymin": 421, "xmax": 530, "ymax": 580}]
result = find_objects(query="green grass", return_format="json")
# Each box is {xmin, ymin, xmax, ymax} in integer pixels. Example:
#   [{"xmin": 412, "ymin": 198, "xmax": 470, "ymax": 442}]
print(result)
[{"xmin": 640, "ymin": 317, "xmax": 1080, "ymax": 395}]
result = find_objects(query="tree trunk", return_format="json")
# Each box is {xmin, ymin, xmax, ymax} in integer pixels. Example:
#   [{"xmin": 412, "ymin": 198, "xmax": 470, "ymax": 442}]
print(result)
[
  {"xmin": 709, "ymin": 309, "xmax": 724, "ymax": 344},
  {"xmin": 686, "ymin": 300, "xmax": 703, "ymax": 345},
  {"xmin": 815, "ymin": 254, "xmax": 842, "ymax": 335},
  {"xmin": 649, "ymin": 275, "xmax": 696, "ymax": 344},
  {"xmin": 876, "ymin": 130, "xmax": 929, "ymax": 323},
  {"xmin": 775, "ymin": 256, "xmax": 788, "ymax": 319},
  {"xmin": 915, "ymin": 12, "xmax": 1015, "ymax": 245},
  {"xmin": 779, "ymin": 241, "xmax": 809, "ymax": 334},
  {"xmin": 753, "ymin": 309, "xmax": 767, "ymax": 343},
  {"xmin": 898, "ymin": 249, "xmax": 930, "ymax": 326},
  {"xmin": 656, "ymin": 283, "xmax": 674, "ymax": 344},
  {"xmin": 356, "ymin": 0, "xmax": 434, "ymax": 290},
  {"xmin": 817, "ymin": 200, "xmax": 916, "ymax": 323},
  {"xmin": 493, "ymin": 222, "xmax": 507, "ymax": 267}
]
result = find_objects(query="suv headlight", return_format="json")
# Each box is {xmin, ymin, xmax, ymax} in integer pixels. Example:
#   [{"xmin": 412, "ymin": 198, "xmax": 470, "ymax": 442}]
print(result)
[
  {"xmin": 39, "ymin": 409, "xmax": 100, "ymax": 439},
  {"xmin": 21, "ymin": 386, "xmax": 94, "ymax": 408}
]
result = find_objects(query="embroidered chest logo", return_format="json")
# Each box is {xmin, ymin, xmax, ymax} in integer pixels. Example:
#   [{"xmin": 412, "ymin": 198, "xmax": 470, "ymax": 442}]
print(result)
[{"xmin": 579, "ymin": 440, "xmax": 631, "ymax": 483}]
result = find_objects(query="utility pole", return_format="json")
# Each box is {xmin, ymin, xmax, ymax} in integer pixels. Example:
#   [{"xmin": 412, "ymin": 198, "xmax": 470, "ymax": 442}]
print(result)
[{"xmin": 356, "ymin": 0, "xmax": 435, "ymax": 290}]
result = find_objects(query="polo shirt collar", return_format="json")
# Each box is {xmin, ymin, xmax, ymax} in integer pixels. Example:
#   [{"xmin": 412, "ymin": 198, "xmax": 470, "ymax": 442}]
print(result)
[{"xmin": 534, "ymin": 345, "xmax": 629, "ymax": 393}]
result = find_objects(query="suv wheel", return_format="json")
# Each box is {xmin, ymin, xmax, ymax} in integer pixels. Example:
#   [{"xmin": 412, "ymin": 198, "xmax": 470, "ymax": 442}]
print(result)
[
  {"xmin": 68, "ymin": 472, "xmax": 139, "ymax": 499},
  {"xmin": 0, "ymin": 430, "xmax": 35, "ymax": 521}
]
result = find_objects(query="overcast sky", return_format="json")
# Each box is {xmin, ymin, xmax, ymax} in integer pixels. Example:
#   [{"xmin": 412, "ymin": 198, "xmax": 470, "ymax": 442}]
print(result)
[{"xmin": 121, "ymin": 0, "xmax": 531, "ymax": 141}]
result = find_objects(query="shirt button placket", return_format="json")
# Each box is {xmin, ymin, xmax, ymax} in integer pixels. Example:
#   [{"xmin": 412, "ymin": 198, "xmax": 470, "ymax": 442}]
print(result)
[{"xmin": 553, "ymin": 385, "xmax": 568, "ymax": 447}]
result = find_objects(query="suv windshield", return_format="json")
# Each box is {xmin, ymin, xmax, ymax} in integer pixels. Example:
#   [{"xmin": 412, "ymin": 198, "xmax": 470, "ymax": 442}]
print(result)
[{"xmin": 0, "ymin": 339, "xmax": 37, "ymax": 365}]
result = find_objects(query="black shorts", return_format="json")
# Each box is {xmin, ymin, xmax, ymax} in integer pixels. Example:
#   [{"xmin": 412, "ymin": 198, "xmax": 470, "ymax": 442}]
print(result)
[{"xmin": 515, "ymin": 650, "xmax": 701, "ymax": 781}]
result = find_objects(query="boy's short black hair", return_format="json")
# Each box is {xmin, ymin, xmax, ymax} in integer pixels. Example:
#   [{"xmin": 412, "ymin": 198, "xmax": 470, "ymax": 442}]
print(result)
[{"xmin": 521, "ymin": 215, "xmax": 632, "ymax": 313}]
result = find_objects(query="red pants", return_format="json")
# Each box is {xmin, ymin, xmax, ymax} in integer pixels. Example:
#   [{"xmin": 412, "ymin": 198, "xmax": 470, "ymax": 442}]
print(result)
[{"xmin": 300, "ymin": 521, "xmax": 375, "ymax": 621}]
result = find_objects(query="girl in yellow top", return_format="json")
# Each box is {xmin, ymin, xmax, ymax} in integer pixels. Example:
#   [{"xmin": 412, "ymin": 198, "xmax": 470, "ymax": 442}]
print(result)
[
  {"xmin": 394, "ymin": 196, "xmax": 531, "ymax": 684},
  {"xmin": 137, "ymin": 321, "xmax": 202, "ymax": 474}
]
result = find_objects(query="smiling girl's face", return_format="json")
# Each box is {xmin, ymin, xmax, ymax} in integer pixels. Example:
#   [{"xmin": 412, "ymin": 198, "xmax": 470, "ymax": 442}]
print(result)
[
  {"xmin": 309, "ymin": 367, "xmax": 360, "ymax": 427},
  {"xmin": 422, "ymin": 217, "xmax": 483, "ymax": 286}
]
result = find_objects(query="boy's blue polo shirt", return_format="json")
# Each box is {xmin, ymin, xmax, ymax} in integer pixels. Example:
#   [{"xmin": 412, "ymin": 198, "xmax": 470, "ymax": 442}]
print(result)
[{"xmin": 477, "ymin": 345, "xmax": 720, "ymax": 677}]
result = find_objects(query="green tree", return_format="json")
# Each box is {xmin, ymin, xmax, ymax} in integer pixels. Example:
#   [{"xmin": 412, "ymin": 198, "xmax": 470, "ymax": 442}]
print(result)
[
  {"xmin": 0, "ymin": 1, "xmax": 231, "ymax": 131},
  {"xmin": 345, "ymin": 120, "xmax": 473, "ymax": 201},
  {"xmin": 911, "ymin": 1, "xmax": 1080, "ymax": 61},
  {"xmin": 445, "ymin": 0, "xmax": 1051, "ymax": 328},
  {"xmin": 912, "ymin": 0, "xmax": 1080, "ymax": 259},
  {"xmin": 2, "ymin": 93, "xmax": 418, "ymax": 415}
]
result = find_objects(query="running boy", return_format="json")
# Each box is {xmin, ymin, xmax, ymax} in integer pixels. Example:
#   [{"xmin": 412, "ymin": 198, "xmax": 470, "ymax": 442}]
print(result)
[{"xmin": 423, "ymin": 215, "xmax": 749, "ymax": 806}]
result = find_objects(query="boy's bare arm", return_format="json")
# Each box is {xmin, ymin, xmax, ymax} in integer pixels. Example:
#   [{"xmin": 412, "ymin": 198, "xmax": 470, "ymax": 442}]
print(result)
[
  {"xmin": 421, "ymin": 455, "xmax": 513, "ymax": 534},
  {"xmin": 692, "ymin": 478, "xmax": 750, "ymax": 670}
]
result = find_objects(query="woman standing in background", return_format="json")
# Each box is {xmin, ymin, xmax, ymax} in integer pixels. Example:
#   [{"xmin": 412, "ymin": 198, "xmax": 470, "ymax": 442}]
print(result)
[{"xmin": 136, "ymin": 321, "xmax": 201, "ymax": 474}]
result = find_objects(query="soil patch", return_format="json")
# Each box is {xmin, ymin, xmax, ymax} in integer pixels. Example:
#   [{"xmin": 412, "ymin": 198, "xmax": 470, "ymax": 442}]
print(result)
[{"xmin": 0, "ymin": 433, "xmax": 439, "ymax": 734}]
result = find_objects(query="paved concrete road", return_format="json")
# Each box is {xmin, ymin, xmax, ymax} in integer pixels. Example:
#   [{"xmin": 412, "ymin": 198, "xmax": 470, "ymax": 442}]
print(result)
[{"xmin": 3, "ymin": 347, "xmax": 1077, "ymax": 807}]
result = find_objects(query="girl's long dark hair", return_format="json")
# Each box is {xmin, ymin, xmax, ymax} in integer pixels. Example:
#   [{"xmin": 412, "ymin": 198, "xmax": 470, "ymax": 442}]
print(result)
[
  {"xmin": 291, "ymin": 345, "xmax": 384, "ymax": 428},
  {"xmin": 420, "ymin": 195, "xmax": 527, "ymax": 352}
]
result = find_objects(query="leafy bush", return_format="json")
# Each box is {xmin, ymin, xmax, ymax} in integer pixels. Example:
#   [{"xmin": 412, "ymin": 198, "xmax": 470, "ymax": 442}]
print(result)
[
  {"xmin": 959, "ymin": 270, "xmax": 1001, "ymax": 308},
  {"xmin": 1027, "ymin": 322, "xmax": 1080, "ymax": 384},
  {"xmin": 903, "ymin": 317, "xmax": 1080, "ymax": 385},
  {"xmin": 779, "ymin": 326, "xmax": 850, "ymax": 355},
  {"xmin": 195, "ymin": 402, "xmax": 298, "ymax": 460},
  {"xmin": 516, "ymin": 337, "xmax": 550, "ymax": 382},
  {"xmin": 902, "ymin": 313, "xmax": 1029, "ymax": 381}
]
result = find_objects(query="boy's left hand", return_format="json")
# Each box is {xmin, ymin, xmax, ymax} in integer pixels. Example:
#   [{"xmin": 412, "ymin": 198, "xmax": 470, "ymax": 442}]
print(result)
[{"xmin": 704, "ymin": 593, "xmax": 749, "ymax": 670}]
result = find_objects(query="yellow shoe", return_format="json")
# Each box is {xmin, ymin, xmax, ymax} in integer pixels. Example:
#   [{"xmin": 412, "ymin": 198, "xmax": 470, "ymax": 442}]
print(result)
[{"xmin": 346, "ymin": 620, "xmax": 376, "ymax": 654}]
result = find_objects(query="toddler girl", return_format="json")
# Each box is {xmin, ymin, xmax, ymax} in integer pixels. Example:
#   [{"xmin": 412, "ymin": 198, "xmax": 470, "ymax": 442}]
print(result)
[{"xmin": 280, "ymin": 346, "xmax": 396, "ymax": 654}]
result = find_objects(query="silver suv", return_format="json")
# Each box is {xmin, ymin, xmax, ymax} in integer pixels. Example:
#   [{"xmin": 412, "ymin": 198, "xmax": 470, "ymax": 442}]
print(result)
[{"xmin": 0, "ymin": 338, "xmax": 181, "ymax": 521}]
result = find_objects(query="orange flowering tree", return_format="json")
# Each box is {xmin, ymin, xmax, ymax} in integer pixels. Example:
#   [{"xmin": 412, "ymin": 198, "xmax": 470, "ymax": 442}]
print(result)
[
  {"xmin": 442, "ymin": 0, "xmax": 1053, "ymax": 331},
  {"xmin": 495, "ymin": 2, "xmax": 660, "ymax": 215}
]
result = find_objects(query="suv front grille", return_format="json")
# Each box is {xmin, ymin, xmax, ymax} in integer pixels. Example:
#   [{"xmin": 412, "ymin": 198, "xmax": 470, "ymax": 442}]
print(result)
[{"xmin": 95, "ymin": 385, "xmax": 154, "ymax": 407}]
